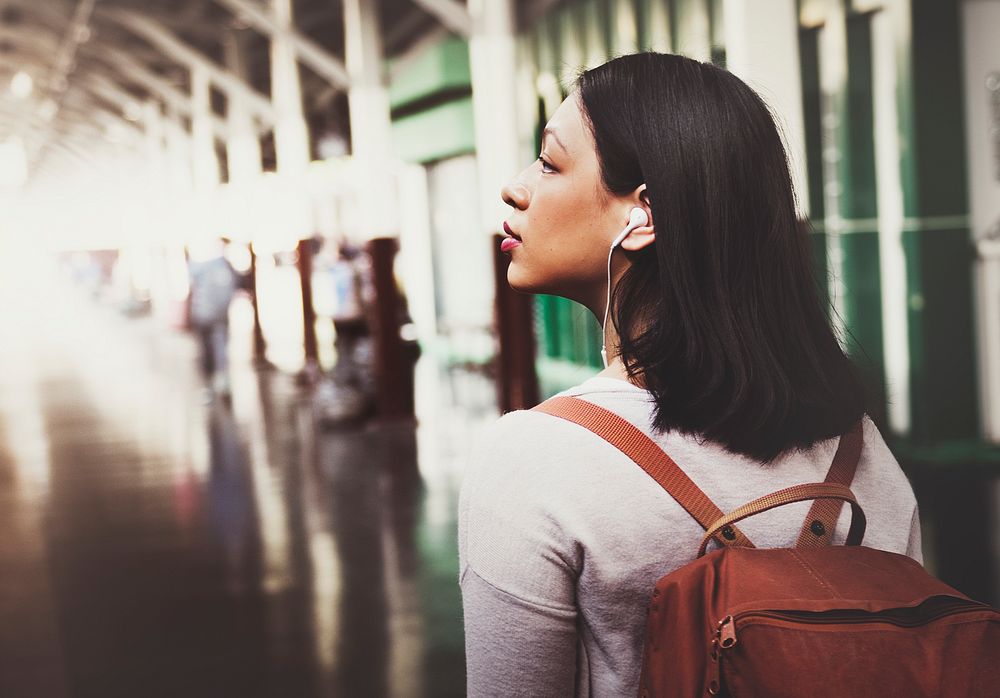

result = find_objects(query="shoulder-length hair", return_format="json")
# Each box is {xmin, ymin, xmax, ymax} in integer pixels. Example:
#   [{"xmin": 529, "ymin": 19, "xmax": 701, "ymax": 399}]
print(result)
[{"xmin": 576, "ymin": 52, "xmax": 866, "ymax": 463}]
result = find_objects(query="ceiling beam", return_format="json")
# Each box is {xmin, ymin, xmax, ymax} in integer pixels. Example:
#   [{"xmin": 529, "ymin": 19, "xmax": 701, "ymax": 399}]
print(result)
[
  {"xmin": 0, "ymin": 0, "xmax": 74, "ymax": 35},
  {"xmin": 409, "ymin": 0, "xmax": 471, "ymax": 38},
  {"xmin": 23, "ymin": 0, "xmax": 97, "ymax": 175},
  {"xmin": 97, "ymin": 6, "xmax": 277, "ymax": 125},
  {"xmin": 384, "ymin": 6, "xmax": 432, "ymax": 50},
  {"xmin": 519, "ymin": 0, "xmax": 564, "ymax": 31},
  {"xmin": 89, "ymin": 45, "xmax": 232, "ymax": 140},
  {"xmin": 0, "ymin": 25, "xmax": 62, "ymax": 57},
  {"xmin": 212, "ymin": 0, "xmax": 350, "ymax": 89}
]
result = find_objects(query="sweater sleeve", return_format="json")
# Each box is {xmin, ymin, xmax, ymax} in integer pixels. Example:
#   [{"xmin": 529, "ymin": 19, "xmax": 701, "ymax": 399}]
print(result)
[
  {"xmin": 458, "ymin": 411, "xmax": 582, "ymax": 697},
  {"xmin": 461, "ymin": 567, "xmax": 579, "ymax": 696}
]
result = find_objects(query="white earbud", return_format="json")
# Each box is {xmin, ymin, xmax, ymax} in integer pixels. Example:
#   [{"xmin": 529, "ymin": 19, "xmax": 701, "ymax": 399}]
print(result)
[
  {"xmin": 602, "ymin": 207, "xmax": 649, "ymax": 368},
  {"xmin": 610, "ymin": 207, "xmax": 649, "ymax": 249}
]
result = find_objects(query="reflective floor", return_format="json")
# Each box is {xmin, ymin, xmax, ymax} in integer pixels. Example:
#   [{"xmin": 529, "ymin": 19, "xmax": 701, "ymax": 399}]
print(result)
[
  {"xmin": 0, "ymin": 255, "xmax": 495, "ymax": 697},
  {"xmin": 8, "ymin": 251, "xmax": 998, "ymax": 698}
]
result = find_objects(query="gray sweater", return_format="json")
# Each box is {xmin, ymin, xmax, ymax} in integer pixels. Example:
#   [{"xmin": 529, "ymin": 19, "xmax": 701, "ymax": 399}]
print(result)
[{"xmin": 458, "ymin": 376, "xmax": 922, "ymax": 697}]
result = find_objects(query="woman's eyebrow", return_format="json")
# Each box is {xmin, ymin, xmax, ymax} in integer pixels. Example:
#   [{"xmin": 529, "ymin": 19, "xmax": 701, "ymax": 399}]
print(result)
[{"xmin": 542, "ymin": 127, "xmax": 568, "ymax": 154}]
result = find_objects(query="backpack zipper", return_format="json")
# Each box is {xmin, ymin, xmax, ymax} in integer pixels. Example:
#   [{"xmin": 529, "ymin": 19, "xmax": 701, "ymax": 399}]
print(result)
[{"xmin": 706, "ymin": 601, "xmax": 990, "ymax": 695}]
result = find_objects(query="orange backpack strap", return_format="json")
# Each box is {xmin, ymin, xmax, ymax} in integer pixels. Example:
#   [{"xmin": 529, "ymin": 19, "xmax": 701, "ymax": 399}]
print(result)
[
  {"xmin": 532, "ymin": 396, "xmax": 754, "ymax": 549},
  {"xmin": 795, "ymin": 420, "xmax": 865, "ymax": 548}
]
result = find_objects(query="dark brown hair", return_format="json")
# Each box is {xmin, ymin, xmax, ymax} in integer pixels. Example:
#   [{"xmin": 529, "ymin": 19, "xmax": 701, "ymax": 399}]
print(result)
[{"xmin": 577, "ymin": 52, "xmax": 865, "ymax": 462}]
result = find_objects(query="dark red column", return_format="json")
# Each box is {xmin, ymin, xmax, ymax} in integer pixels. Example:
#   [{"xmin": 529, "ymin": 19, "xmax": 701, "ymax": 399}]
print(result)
[
  {"xmin": 493, "ymin": 232, "xmax": 540, "ymax": 412},
  {"xmin": 297, "ymin": 238, "xmax": 319, "ymax": 380},
  {"xmin": 248, "ymin": 245, "xmax": 269, "ymax": 366},
  {"xmin": 367, "ymin": 237, "xmax": 415, "ymax": 421}
]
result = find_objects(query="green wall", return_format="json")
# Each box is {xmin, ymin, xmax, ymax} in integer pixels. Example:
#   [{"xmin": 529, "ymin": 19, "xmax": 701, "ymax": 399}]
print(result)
[
  {"xmin": 901, "ymin": 0, "xmax": 977, "ymax": 440},
  {"xmin": 388, "ymin": 36, "xmax": 475, "ymax": 164}
]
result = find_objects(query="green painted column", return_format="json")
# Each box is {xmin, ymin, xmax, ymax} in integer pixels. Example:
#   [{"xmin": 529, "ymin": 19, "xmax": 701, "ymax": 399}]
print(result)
[
  {"xmin": 799, "ymin": 25, "xmax": 832, "ymax": 309},
  {"xmin": 841, "ymin": 10, "xmax": 887, "ymax": 426},
  {"xmin": 818, "ymin": 3, "xmax": 887, "ymax": 426},
  {"xmin": 897, "ymin": 0, "xmax": 978, "ymax": 440}
]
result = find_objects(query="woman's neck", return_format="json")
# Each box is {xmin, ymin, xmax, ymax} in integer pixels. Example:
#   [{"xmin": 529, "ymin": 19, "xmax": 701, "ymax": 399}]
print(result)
[{"xmin": 597, "ymin": 354, "xmax": 647, "ymax": 389}]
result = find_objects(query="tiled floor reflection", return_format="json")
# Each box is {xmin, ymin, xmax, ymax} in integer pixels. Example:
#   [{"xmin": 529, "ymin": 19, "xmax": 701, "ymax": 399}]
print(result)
[{"xmin": 0, "ymin": 258, "xmax": 493, "ymax": 697}]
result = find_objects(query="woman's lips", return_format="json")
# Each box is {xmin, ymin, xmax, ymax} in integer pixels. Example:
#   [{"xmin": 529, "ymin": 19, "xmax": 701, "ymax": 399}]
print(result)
[
  {"xmin": 501, "ymin": 221, "xmax": 522, "ymax": 253},
  {"xmin": 500, "ymin": 237, "xmax": 522, "ymax": 253}
]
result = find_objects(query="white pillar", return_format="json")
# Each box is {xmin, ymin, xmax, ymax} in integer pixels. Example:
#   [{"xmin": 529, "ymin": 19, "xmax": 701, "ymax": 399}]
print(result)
[
  {"xmin": 468, "ymin": 0, "xmax": 520, "ymax": 237},
  {"xmin": 872, "ymin": 9, "xmax": 911, "ymax": 435},
  {"xmin": 723, "ymin": 0, "xmax": 809, "ymax": 218},
  {"xmin": 190, "ymin": 64, "xmax": 219, "ymax": 192},
  {"xmin": 141, "ymin": 100, "xmax": 168, "ymax": 243},
  {"xmin": 223, "ymin": 30, "xmax": 262, "ymax": 185},
  {"xmin": 142, "ymin": 100, "xmax": 166, "ymax": 185},
  {"xmin": 964, "ymin": 0, "xmax": 1000, "ymax": 440},
  {"xmin": 163, "ymin": 108, "xmax": 193, "ymax": 193},
  {"xmin": 612, "ymin": 0, "xmax": 639, "ymax": 56},
  {"xmin": 676, "ymin": 0, "xmax": 712, "ymax": 61},
  {"xmin": 342, "ymin": 0, "xmax": 397, "ymax": 237},
  {"xmin": 582, "ymin": 0, "xmax": 607, "ymax": 69},
  {"xmin": 643, "ymin": 0, "xmax": 673, "ymax": 53},
  {"xmin": 817, "ymin": 2, "xmax": 849, "ymax": 339},
  {"xmin": 270, "ymin": 0, "xmax": 310, "ymax": 175}
]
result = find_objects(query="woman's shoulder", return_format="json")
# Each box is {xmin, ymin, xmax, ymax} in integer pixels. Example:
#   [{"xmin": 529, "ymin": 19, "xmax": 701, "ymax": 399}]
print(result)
[
  {"xmin": 468, "ymin": 407, "xmax": 595, "ymax": 480},
  {"xmin": 855, "ymin": 415, "xmax": 918, "ymax": 505},
  {"xmin": 474, "ymin": 379, "xmax": 651, "ymax": 460}
]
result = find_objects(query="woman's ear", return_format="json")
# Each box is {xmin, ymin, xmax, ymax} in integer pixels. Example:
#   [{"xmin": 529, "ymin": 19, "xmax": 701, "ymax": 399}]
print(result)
[{"xmin": 622, "ymin": 184, "xmax": 655, "ymax": 252}]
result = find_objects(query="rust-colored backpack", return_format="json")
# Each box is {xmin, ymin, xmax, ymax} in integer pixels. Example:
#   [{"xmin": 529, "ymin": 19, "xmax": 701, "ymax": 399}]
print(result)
[{"xmin": 535, "ymin": 397, "xmax": 1000, "ymax": 697}]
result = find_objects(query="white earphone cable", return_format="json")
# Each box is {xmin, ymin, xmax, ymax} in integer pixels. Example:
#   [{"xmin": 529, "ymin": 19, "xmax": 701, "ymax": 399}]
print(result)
[
  {"xmin": 601, "ymin": 244, "xmax": 615, "ymax": 368},
  {"xmin": 601, "ymin": 208, "xmax": 647, "ymax": 369}
]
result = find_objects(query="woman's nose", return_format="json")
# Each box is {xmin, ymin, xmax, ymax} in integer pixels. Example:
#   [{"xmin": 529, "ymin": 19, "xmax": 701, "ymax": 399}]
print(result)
[{"xmin": 501, "ymin": 180, "xmax": 530, "ymax": 210}]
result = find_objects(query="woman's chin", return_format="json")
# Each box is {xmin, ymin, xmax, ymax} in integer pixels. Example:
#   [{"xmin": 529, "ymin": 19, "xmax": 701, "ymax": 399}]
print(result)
[{"xmin": 505, "ymin": 264, "xmax": 541, "ymax": 294}]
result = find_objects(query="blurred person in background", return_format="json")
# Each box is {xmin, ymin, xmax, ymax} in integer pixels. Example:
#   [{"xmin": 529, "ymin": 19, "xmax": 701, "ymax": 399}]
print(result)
[
  {"xmin": 188, "ymin": 237, "xmax": 240, "ymax": 403},
  {"xmin": 330, "ymin": 239, "xmax": 372, "ymax": 388},
  {"xmin": 313, "ymin": 238, "xmax": 376, "ymax": 425}
]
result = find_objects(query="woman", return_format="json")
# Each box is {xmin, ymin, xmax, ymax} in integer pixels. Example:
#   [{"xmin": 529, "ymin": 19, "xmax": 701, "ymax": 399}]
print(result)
[{"xmin": 458, "ymin": 53, "xmax": 921, "ymax": 696}]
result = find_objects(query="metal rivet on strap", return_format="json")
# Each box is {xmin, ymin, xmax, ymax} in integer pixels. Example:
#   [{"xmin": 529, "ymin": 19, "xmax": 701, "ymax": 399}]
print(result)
[
  {"xmin": 810, "ymin": 520, "xmax": 826, "ymax": 536},
  {"xmin": 721, "ymin": 526, "xmax": 736, "ymax": 541}
]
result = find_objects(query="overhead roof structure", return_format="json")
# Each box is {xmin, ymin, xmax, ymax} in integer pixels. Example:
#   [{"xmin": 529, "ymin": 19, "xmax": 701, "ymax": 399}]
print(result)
[{"xmin": 0, "ymin": 0, "xmax": 563, "ymax": 179}]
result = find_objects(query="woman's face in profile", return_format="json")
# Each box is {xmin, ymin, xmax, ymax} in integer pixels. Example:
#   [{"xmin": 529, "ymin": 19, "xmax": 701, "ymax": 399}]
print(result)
[{"xmin": 500, "ymin": 92, "xmax": 624, "ymax": 302}]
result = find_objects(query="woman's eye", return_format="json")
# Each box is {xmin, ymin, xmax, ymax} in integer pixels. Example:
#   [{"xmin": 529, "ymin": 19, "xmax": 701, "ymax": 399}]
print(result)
[{"xmin": 538, "ymin": 156, "xmax": 556, "ymax": 173}]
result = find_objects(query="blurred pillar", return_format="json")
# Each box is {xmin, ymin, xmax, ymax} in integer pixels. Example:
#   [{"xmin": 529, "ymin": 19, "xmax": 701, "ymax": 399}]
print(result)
[
  {"xmin": 249, "ymin": 245, "xmax": 269, "ymax": 365},
  {"xmin": 367, "ymin": 238, "xmax": 415, "ymax": 421},
  {"xmin": 870, "ymin": 9, "xmax": 910, "ymax": 436},
  {"xmin": 893, "ymin": 0, "xmax": 977, "ymax": 440},
  {"xmin": 342, "ymin": 0, "xmax": 396, "ymax": 229},
  {"xmin": 190, "ymin": 64, "xmax": 219, "ymax": 192},
  {"xmin": 965, "ymin": 1, "xmax": 1000, "ymax": 440},
  {"xmin": 140, "ymin": 99, "xmax": 172, "ymax": 319},
  {"xmin": 223, "ymin": 28, "xmax": 267, "ymax": 365},
  {"xmin": 676, "ymin": 0, "xmax": 712, "ymax": 61},
  {"xmin": 271, "ymin": 0, "xmax": 313, "ymax": 378},
  {"xmin": 297, "ymin": 238, "xmax": 319, "ymax": 379},
  {"xmin": 223, "ymin": 30, "xmax": 262, "ymax": 184},
  {"xmin": 493, "ymin": 234, "xmax": 540, "ymax": 412},
  {"xmin": 468, "ymin": 0, "xmax": 539, "ymax": 410},
  {"xmin": 163, "ymin": 110, "xmax": 193, "ymax": 193},
  {"xmin": 814, "ymin": 2, "xmax": 889, "ymax": 427},
  {"xmin": 141, "ymin": 101, "xmax": 167, "ymax": 241},
  {"xmin": 343, "ymin": 0, "xmax": 410, "ymax": 420},
  {"xmin": 724, "ymin": 0, "xmax": 808, "ymax": 217},
  {"xmin": 141, "ymin": 101, "xmax": 166, "ymax": 185},
  {"xmin": 163, "ymin": 109, "xmax": 194, "ymax": 330},
  {"xmin": 270, "ymin": 0, "xmax": 310, "ymax": 175}
]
